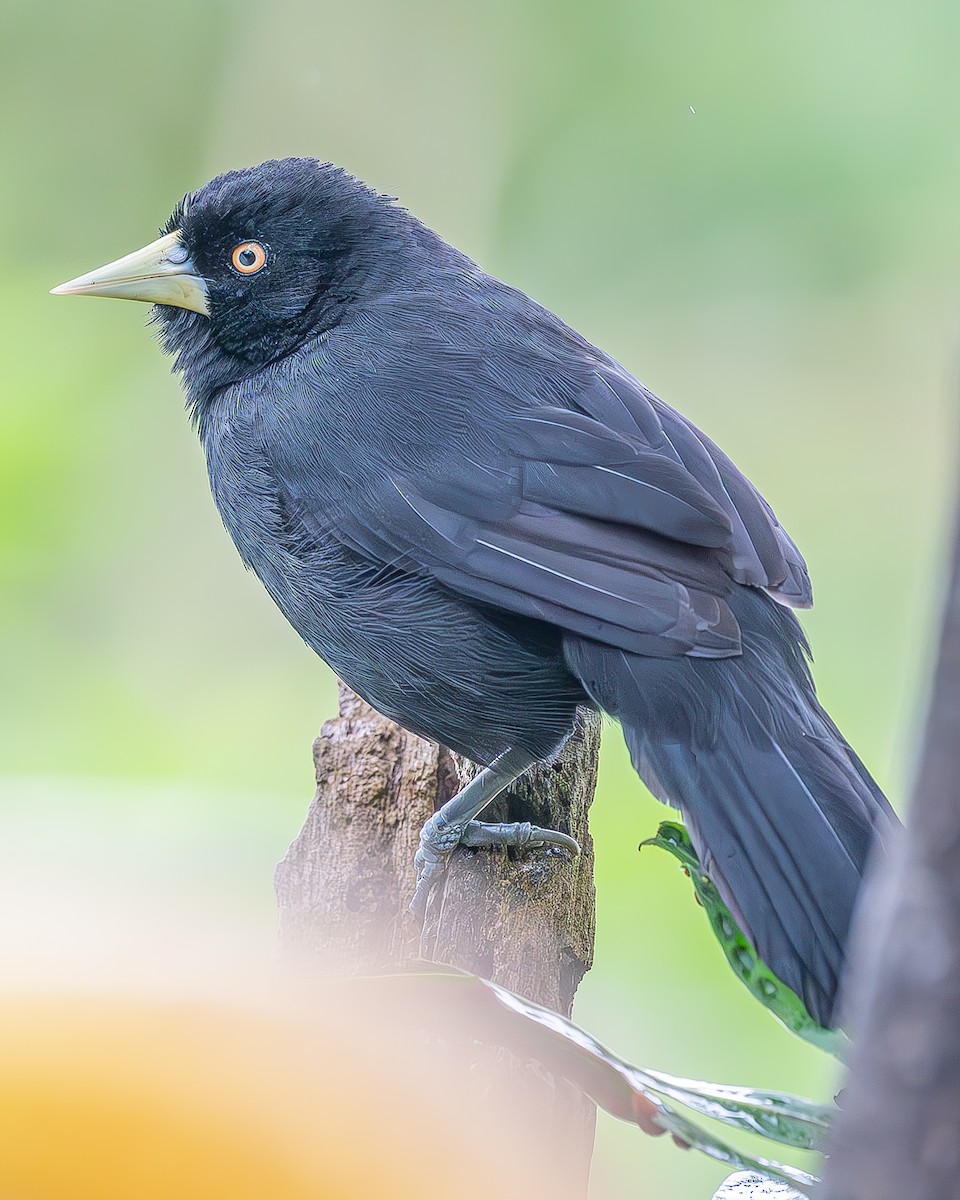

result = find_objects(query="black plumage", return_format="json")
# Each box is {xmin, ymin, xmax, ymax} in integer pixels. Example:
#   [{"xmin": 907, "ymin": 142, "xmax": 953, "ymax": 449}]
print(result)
[{"xmin": 61, "ymin": 158, "xmax": 899, "ymax": 1027}]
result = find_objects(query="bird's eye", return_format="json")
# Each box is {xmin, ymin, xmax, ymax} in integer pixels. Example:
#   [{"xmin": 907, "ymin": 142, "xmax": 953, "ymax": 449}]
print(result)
[{"xmin": 231, "ymin": 241, "xmax": 267, "ymax": 275}]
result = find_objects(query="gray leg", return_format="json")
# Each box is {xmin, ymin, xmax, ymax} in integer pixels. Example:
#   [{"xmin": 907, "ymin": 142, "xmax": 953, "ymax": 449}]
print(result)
[{"xmin": 410, "ymin": 749, "xmax": 581, "ymax": 919}]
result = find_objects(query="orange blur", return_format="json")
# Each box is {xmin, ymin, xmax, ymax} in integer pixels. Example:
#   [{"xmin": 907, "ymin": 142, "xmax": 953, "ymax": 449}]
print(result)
[{"xmin": 0, "ymin": 991, "xmax": 572, "ymax": 1200}]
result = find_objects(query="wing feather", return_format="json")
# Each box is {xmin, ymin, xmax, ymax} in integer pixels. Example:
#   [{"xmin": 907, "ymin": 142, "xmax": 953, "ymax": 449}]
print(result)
[{"xmin": 261, "ymin": 300, "xmax": 811, "ymax": 660}]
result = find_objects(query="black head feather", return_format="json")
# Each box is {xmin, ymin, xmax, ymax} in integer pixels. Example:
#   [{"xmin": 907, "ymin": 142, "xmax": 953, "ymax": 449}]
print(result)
[{"xmin": 155, "ymin": 158, "xmax": 436, "ymax": 404}]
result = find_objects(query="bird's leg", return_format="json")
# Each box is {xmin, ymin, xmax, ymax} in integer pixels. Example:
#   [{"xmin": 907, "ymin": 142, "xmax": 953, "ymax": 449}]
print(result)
[{"xmin": 410, "ymin": 748, "xmax": 581, "ymax": 920}]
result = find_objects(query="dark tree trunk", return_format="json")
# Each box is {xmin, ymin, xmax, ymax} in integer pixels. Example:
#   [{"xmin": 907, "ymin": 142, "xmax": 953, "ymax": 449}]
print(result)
[{"xmin": 820, "ymin": 488, "xmax": 960, "ymax": 1199}]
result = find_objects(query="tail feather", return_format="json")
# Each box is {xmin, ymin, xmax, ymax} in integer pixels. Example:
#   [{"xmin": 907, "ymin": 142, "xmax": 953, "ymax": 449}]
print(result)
[
  {"xmin": 564, "ymin": 589, "xmax": 898, "ymax": 1028},
  {"xmin": 652, "ymin": 728, "xmax": 848, "ymax": 1022}
]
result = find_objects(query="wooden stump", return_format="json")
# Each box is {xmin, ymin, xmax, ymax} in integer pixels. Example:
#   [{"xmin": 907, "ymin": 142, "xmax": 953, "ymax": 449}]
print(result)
[{"xmin": 274, "ymin": 682, "xmax": 601, "ymax": 1192}]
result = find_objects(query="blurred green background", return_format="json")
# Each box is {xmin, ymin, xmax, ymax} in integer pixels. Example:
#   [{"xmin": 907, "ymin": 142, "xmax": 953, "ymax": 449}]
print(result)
[{"xmin": 3, "ymin": 0, "xmax": 957, "ymax": 1194}]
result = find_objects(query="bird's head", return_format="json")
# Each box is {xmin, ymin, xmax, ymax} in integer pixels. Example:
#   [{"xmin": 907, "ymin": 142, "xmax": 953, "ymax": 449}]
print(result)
[{"xmin": 52, "ymin": 158, "xmax": 421, "ymax": 393}]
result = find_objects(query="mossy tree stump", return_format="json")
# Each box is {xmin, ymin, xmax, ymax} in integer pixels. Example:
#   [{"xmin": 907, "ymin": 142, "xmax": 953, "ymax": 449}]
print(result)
[{"xmin": 274, "ymin": 683, "xmax": 601, "ymax": 1192}]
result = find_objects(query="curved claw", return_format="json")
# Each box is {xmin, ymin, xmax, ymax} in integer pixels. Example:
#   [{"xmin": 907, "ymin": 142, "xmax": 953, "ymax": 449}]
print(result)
[
  {"xmin": 546, "ymin": 829, "xmax": 582, "ymax": 854},
  {"xmin": 408, "ymin": 875, "xmax": 434, "ymax": 922}
]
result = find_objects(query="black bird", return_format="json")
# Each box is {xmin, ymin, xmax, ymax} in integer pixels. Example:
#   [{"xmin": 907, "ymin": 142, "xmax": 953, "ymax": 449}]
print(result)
[{"xmin": 53, "ymin": 157, "xmax": 897, "ymax": 1027}]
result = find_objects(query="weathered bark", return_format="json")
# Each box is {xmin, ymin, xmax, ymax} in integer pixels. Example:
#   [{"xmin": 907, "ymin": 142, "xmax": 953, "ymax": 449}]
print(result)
[
  {"xmin": 819, "ymin": 491, "xmax": 960, "ymax": 1199},
  {"xmin": 274, "ymin": 683, "xmax": 600, "ymax": 1189}
]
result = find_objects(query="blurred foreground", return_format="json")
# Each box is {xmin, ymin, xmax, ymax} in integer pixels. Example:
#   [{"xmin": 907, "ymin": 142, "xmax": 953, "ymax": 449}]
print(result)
[
  {"xmin": 0, "ymin": 988, "xmax": 579, "ymax": 1200},
  {"xmin": 0, "ymin": 792, "xmax": 584, "ymax": 1200},
  {"xmin": 5, "ymin": 1, "xmax": 958, "ymax": 1195}
]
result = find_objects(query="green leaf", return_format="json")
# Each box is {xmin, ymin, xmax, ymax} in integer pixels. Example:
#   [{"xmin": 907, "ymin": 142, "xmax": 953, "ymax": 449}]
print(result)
[
  {"xmin": 637, "ymin": 1068, "xmax": 832, "ymax": 1151},
  {"xmin": 347, "ymin": 967, "xmax": 825, "ymax": 1193},
  {"xmin": 641, "ymin": 821, "xmax": 850, "ymax": 1058},
  {"xmin": 654, "ymin": 1106, "xmax": 818, "ymax": 1194}
]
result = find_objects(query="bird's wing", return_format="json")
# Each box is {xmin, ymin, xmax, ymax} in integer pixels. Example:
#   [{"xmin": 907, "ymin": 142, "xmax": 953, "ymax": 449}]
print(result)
[
  {"xmin": 266, "ymin": 330, "xmax": 809, "ymax": 660},
  {"xmin": 572, "ymin": 366, "xmax": 811, "ymax": 607}
]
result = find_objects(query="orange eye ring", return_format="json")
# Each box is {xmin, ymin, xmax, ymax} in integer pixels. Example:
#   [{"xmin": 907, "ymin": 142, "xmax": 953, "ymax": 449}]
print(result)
[{"xmin": 231, "ymin": 241, "xmax": 267, "ymax": 274}]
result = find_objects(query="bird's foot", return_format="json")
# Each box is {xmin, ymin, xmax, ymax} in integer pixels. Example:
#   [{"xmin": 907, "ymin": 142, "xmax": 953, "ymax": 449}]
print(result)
[
  {"xmin": 410, "ymin": 810, "xmax": 466, "ymax": 921},
  {"xmin": 461, "ymin": 819, "xmax": 581, "ymax": 854},
  {"xmin": 409, "ymin": 811, "xmax": 580, "ymax": 921}
]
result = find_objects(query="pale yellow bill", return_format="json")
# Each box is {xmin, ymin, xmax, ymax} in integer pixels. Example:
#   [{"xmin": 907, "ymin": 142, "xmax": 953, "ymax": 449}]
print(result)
[{"xmin": 51, "ymin": 230, "xmax": 209, "ymax": 315}]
